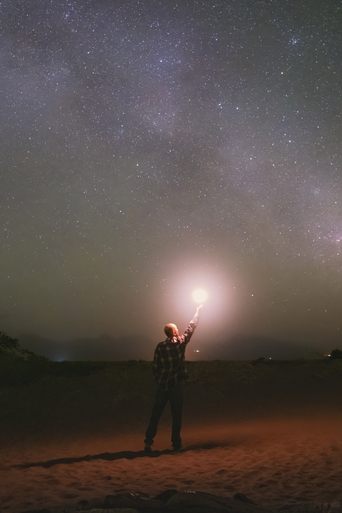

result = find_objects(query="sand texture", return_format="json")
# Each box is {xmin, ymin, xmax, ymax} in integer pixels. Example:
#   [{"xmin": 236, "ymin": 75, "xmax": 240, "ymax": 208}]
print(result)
[{"xmin": 1, "ymin": 360, "xmax": 342, "ymax": 512}]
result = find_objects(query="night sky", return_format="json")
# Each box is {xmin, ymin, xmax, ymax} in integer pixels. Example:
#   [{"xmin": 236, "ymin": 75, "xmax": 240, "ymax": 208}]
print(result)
[{"xmin": 1, "ymin": 1, "xmax": 341, "ymax": 358}]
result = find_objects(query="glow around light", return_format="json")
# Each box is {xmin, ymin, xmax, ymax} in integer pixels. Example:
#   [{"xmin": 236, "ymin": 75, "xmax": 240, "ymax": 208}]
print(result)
[
  {"xmin": 165, "ymin": 259, "xmax": 235, "ymax": 344},
  {"xmin": 192, "ymin": 288, "xmax": 209, "ymax": 304}
]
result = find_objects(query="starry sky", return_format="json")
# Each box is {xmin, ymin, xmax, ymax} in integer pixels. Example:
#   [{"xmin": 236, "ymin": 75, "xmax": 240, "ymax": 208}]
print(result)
[{"xmin": 1, "ymin": 0, "xmax": 341, "ymax": 358}]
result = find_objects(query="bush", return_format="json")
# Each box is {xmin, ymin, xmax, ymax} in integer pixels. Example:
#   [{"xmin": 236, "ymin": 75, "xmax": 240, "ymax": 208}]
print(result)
[{"xmin": 330, "ymin": 349, "xmax": 342, "ymax": 359}]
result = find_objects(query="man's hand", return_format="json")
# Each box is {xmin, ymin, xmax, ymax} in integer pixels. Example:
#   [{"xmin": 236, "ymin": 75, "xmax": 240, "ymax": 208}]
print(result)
[
  {"xmin": 196, "ymin": 304, "xmax": 203, "ymax": 315},
  {"xmin": 192, "ymin": 304, "xmax": 203, "ymax": 324}
]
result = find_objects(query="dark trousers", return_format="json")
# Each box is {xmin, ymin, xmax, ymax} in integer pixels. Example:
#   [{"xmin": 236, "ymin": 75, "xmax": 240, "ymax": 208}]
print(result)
[{"xmin": 145, "ymin": 382, "xmax": 184, "ymax": 447}]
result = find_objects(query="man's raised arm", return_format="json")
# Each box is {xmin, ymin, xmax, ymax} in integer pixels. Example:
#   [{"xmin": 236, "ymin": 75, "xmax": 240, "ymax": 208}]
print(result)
[
  {"xmin": 191, "ymin": 304, "xmax": 203, "ymax": 325},
  {"xmin": 182, "ymin": 304, "xmax": 203, "ymax": 344}
]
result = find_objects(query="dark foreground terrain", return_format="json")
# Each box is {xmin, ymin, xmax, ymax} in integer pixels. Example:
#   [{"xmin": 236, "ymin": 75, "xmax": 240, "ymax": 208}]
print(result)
[
  {"xmin": 1, "ymin": 357, "xmax": 342, "ymax": 439},
  {"xmin": 1, "ymin": 358, "xmax": 342, "ymax": 512}
]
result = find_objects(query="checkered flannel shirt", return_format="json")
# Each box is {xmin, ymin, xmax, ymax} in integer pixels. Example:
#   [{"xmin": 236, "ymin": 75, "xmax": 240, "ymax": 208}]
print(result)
[{"xmin": 153, "ymin": 321, "xmax": 197, "ymax": 389}]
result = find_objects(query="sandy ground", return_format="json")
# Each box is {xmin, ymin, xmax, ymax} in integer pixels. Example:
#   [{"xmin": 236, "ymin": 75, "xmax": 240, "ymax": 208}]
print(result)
[{"xmin": 1, "ymin": 416, "xmax": 342, "ymax": 512}]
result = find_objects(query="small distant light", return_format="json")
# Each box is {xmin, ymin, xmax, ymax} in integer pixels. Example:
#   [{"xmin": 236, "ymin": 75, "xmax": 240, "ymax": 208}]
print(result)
[{"xmin": 194, "ymin": 349, "xmax": 200, "ymax": 353}]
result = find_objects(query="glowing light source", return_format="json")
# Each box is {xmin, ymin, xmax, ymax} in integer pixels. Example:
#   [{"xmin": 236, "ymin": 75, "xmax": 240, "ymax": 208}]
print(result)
[{"xmin": 192, "ymin": 288, "xmax": 208, "ymax": 304}]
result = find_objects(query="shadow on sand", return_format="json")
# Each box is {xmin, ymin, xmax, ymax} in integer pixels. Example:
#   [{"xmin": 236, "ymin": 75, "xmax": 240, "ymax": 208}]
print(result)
[{"xmin": 13, "ymin": 442, "xmax": 224, "ymax": 469}]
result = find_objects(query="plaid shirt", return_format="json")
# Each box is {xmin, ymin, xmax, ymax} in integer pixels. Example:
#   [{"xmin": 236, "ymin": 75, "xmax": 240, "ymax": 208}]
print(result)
[{"xmin": 153, "ymin": 321, "xmax": 197, "ymax": 389}]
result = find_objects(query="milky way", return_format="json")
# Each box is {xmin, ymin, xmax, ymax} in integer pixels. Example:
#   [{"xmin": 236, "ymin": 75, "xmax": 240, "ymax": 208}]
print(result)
[{"xmin": 1, "ymin": 1, "xmax": 341, "ymax": 355}]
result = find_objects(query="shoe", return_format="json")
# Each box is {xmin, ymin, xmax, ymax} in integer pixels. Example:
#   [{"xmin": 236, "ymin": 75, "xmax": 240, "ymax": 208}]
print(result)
[
  {"xmin": 172, "ymin": 444, "xmax": 183, "ymax": 452},
  {"xmin": 144, "ymin": 444, "xmax": 152, "ymax": 453}
]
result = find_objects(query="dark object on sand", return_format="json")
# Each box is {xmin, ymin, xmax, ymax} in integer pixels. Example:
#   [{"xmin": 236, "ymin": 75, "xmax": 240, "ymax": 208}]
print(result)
[{"xmin": 234, "ymin": 492, "xmax": 256, "ymax": 504}]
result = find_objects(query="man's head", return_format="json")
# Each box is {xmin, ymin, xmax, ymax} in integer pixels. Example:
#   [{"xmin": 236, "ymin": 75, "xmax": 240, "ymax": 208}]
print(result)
[{"xmin": 164, "ymin": 323, "xmax": 179, "ymax": 338}]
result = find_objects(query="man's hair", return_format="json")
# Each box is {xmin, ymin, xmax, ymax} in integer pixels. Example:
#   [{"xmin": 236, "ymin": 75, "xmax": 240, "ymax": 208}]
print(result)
[{"xmin": 164, "ymin": 323, "xmax": 176, "ymax": 338}]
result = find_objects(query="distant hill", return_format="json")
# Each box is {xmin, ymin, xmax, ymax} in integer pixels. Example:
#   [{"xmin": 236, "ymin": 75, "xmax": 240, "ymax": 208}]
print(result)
[
  {"xmin": 20, "ymin": 333, "xmax": 150, "ymax": 361},
  {"xmin": 0, "ymin": 331, "xmax": 44, "ymax": 360},
  {"xmin": 19, "ymin": 331, "xmax": 323, "ymax": 361},
  {"xmin": 210, "ymin": 334, "xmax": 322, "ymax": 360}
]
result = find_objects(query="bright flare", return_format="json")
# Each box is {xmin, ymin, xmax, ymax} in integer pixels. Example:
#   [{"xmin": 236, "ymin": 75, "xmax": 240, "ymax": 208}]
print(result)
[{"xmin": 192, "ymin": 288, "xmax": 208, "ymax": 304}]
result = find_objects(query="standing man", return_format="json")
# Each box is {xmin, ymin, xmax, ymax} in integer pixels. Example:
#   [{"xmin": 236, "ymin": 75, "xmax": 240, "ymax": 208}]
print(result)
[{"xmin": 144, "ymin": 304, "xmax": 203, "ymax": 452}]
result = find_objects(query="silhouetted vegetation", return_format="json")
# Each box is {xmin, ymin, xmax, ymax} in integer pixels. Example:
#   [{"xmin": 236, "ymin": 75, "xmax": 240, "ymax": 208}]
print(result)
[
  {"xmin": 0, "ymin": 331, "xmax": 37, "ymax": 358},
  {"xmin": 330, "ymin": 348, "xmax": 342, "ymax": 359}
]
